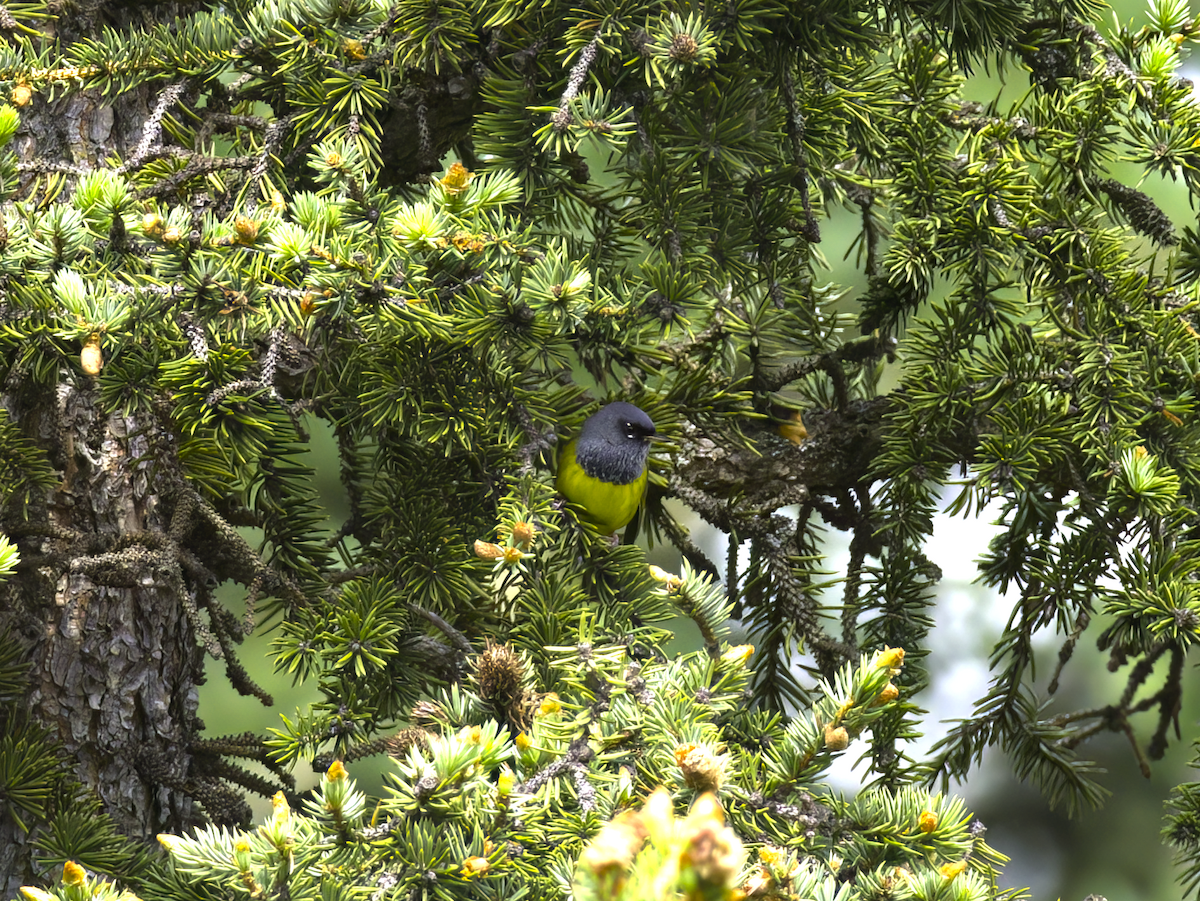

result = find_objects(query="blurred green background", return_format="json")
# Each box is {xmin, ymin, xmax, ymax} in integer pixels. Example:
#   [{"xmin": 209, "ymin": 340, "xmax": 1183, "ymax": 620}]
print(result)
[{"xmin": 197, "ymin": 3, "xmax": 1198, "ymax": 897}]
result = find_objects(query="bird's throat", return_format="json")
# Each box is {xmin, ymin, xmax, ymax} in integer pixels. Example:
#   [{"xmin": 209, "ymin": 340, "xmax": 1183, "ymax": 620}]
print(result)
[{"xmin": 575, "ymin": 440, "xmax": 648, "ymax": 484}]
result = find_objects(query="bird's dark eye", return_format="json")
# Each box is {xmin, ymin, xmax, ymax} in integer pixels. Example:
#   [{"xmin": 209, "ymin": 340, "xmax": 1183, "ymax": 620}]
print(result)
[{"xmin": 624, "ymin": 423, "xmax": 636, "ymax": 439}]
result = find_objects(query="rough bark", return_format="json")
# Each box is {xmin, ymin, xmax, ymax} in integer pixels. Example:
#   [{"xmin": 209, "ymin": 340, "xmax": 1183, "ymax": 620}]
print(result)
[
  {"xmin": 673, "ymin": 398, "xmax": 889, "ymax": 508},
  {"xmin": 0, "ymin": 380, "xmax": 206, "ymax": 891},
  {"xmin": 0, "ymin": 6, "xmax": 209, "ymax": 886}
]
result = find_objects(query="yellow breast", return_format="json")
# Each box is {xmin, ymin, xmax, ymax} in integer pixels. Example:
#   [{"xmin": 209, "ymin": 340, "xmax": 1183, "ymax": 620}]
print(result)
[{"xmin": 557, "ymin": 439, "xmax": 648, "ymax": 534}]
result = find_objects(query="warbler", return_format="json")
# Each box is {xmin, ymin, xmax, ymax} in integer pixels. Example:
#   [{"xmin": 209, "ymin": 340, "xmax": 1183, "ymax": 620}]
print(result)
[{"xmin": 557, "ymin": 402, "xmax": 656, "ymax": 535}]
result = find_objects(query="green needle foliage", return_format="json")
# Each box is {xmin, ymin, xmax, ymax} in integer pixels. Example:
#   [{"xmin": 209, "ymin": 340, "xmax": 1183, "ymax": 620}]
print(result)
[
  {"xmin": 0, "ymin": 0, "xmax": 1198, "ymax": 897},
  {"xmin": 56, "ymin": 604, "xmax": 1008, "ymax": 901}
]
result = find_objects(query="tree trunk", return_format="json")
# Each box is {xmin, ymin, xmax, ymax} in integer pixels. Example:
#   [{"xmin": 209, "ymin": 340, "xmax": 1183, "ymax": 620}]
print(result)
[
  {"xmin": 0, "ymin": 5, "xmax": 209, "ymax": 887},
  {"xmin": 0, "ymin": 380, "xmax": 206, "ymax": 890}
]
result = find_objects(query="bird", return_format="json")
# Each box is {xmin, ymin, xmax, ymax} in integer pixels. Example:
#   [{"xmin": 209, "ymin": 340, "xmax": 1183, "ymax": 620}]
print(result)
[{"xmin": 556, "ymin": 402, "xmax": 657, "ymax": 535}]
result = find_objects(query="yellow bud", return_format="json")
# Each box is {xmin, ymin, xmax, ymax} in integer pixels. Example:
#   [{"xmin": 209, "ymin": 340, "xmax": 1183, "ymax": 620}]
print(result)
[
  {"xmin": 61, "ymin": 862, "xmax": 86, "ymax": 887},
  {"xmin": 674, "ymin": 742, "xmax": 726, "ymax": 793},
  {"xmin": 511, "ymin": 521, "xmax": 537, "ymax": 548},
  {"xmin": 20, "ymin": 888, "xmax": 54, "ymax": 901},
  {"xmin": 875, "ymin": 682, "xmax": 900, "ymax": 705},
  {"xmin": 776, "ymin": 411, "xmax": 807, "ymax": 444},
  {"xmin": 648, "ymin": 564, "xmax": 683, "ymax": 591},
  {"xmin": 234, "ymin": 215, "xmax": 260, "ymax": 244},
  {"xmin": 497, "ymin": 766, "xmax": 516, "ymax": 795},
  {"xmin": 474, "ymin": 539, "xmax": 504, "ymax": 560},
  {"xmin": 326, "ymin": 760, "xmax": 347, "ymax": 781},
  {"xmin": 823, "ymin": 725, "xmax": 849, "ymax": 751},
  {"xmin": 440, "ymin": 161, "xmax": 473, "ymax": 195},
  {"xmin": 232, "ymin": 837, "xmax": 252, "ymax": 871},
  {"xmin": 687, "ymin": 790, "xmax": 725, "ymax": 824},
  {"xmin": 343, "ymin": 39, "xmax": 366, "ymax": 59},
  {"xmin": 640, "ymin": 787, "xmax": 675, "ymax": 843},
  {"xmin": 578, "ymin": 808, "xmax": 649, "ymax": 884},
  {"xmin": 674, "ymin": 742, "xmax": 697, "ymax": 764},
  {"xmin": 939, "ymin": 860, "xmax": 968, "ymax": 880},
  {"xmin": 757, "ymin": 845, "xmax": 785, "ymax": 868},
  {"xmin": 778, "ymin": 423, "xmax": 807, "ymax": 444},
  {"xmin": 324, "ymin": 151, "xmax": 343, "ymax": 169},
  {"xmin": 451, "ymin": 232, "xmax": 486, "ymax": 254},
  {"xmin": 142, "ymin": 212, "xmax": 164, "ymax": 237},
  {"xmin": 459, "ymin": 724, "xmax": 482, "ymax": 744},
  {"xmin": 11, "ymin": 82, "xmax": 31, "ymax": 107},
  {"xmin": 514, "ymin": 731, "xmax": 532, "ymax": 752},
  {"xmin": 872, "ymin": 645, "xmax": 905, "ymax": 671},
  {"xmin": 918, "ymin": 810, "xmax": 937, "ymax": 833},
  {"xmin": 537, "ymin": 693, "xmax": 561, "ymax": 716},
  {"xmin": 828, "ymin": 852, "xmax": 843, "ymax": 872},
  {"xmin": 460, "ymin": 856, "xmax": 490, "ymax": 878},
  {"xmin": 162, "ymin": 226, "xmax": 182, "ymax": 244},
  {"xmin": 80, "ymin": 333, "xmax": 102, "ymax": 376},
  {"xmin": 157, "ymin": 833, "xmax": 181, "ymax": 851},
  {"xmin": 271, "ymin": 790, "xmax": 290, "ymax": 823},
  {"xmin": 720, "ymin": 644, "xmax": 755, "ymax": 668},
  {"xmin": 269, "ymin": 189, "xmax": 286, "ymax": 215},
  {"xmin": 501, "ymin": 545, "xmax": 527, "ymax": 565},
  {"xmin": 680, "ymin": 792, "xmax": 745, "ymax": 886}
]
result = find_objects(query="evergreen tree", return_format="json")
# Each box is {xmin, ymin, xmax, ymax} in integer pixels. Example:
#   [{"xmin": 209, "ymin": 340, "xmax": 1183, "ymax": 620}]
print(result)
[{"xmin": 1, "ymin": 0, "xmax": 1200, "ymax": 898}]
